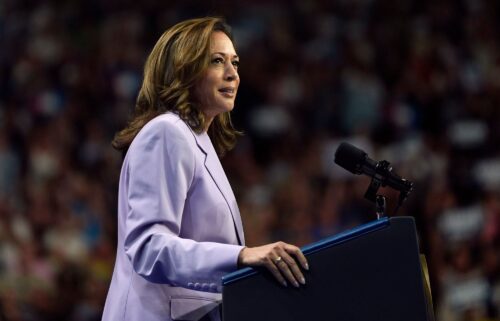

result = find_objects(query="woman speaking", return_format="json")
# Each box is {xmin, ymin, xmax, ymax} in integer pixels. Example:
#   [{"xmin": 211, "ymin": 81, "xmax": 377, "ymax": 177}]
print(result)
[{"xmin": 102, "ymin": 17, "xmax": 308, "ymax": 321}]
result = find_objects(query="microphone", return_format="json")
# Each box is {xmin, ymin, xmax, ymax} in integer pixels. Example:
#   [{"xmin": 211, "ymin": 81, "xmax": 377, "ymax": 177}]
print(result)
[{"xmin": 334, "ymin": 142, "xmax": 413, "ymax": 194}]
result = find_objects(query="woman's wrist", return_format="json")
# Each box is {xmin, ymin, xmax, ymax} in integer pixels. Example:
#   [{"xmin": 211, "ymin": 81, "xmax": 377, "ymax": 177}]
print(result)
[{"xmin": 237, "ymin": 246, "xmax": 248, "ymax": 268}]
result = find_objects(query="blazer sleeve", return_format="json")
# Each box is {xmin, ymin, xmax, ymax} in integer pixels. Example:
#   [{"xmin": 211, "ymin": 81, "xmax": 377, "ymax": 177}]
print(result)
[{"xmin": 122, "ymin": 118, "xmax": 243, "ymax": 289}]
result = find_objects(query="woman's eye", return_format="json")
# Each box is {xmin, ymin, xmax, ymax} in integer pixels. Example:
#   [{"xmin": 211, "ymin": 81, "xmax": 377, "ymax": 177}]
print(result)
[
  {"xmin": 212, "ymin": 57, "xmax": 224, "ymax": 64},
  {"xmin": 232, "ymin": 60, "xmax": 240, "ymax": 69}
]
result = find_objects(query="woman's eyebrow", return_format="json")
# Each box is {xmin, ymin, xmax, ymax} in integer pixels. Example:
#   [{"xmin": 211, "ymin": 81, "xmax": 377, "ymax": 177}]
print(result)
[{"xmin": 212, "ymin": 52, "xmax": 239, "ymax": 59}]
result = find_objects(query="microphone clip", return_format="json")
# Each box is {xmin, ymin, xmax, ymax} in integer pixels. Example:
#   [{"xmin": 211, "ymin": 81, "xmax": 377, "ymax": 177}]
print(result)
[{"xmin": 364, "ymin": 160, "xmax": 413, "ymax": 217}]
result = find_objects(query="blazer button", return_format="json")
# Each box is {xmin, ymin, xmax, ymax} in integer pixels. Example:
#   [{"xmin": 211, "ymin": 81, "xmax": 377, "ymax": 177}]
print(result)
[
  {"xmin": 187, "ymin": 282, "xmax": 194, "ymax": 288},
  {"xmin": 209, "ymin": 283, "xmax": 217, "ymax": 292},
  {"xmin": 194, "ymin": 283, "xmax": 201, "ymax": 290}
]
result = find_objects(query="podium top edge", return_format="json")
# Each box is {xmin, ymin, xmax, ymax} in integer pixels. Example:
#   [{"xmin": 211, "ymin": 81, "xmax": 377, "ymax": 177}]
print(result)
[{"xmin": 222, "ymin": 216, "xmax": 401, "ymax": 286}]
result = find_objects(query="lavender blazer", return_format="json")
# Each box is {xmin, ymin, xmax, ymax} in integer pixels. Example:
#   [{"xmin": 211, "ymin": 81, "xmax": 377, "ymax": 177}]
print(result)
[{"xmin": 102, "ymin": 113, "xmax": 245, "ymax": 321}]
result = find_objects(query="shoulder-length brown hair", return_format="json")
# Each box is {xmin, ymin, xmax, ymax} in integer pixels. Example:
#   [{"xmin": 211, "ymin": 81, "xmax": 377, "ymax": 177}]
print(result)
[{"xmin": 112, "ymin": 17, "xmax": 240, "ymax": 156}]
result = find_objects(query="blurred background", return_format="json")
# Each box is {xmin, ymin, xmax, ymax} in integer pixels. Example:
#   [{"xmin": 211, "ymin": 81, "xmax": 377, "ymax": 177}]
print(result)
[{"xmin": 1, "ymin": 0, "xmax": 500, "ymax": 320}]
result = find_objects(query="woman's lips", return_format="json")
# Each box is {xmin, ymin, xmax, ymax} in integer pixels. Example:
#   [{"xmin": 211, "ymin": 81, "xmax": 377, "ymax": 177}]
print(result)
[{"xmin": 218, "ymin": 87, "xmax": 236, "ymax": 97}]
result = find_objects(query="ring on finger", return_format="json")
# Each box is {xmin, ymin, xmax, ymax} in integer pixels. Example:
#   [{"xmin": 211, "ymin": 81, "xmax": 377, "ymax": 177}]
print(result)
[{"xmin": 274, "ymin": 256, "xmax": 283, "ymax": 265}]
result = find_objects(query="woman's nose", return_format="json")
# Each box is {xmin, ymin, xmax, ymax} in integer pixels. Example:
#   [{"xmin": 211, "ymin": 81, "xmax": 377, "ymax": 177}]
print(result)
[{"xmin": 225, "ymin": 63, "xmax": 238, "ymax": 81}]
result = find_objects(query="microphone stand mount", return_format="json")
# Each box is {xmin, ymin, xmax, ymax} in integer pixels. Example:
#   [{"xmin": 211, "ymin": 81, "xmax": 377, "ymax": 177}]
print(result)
[{"xmin": 363, "ymin": 160, "xmax": 414, "ymax": 218}]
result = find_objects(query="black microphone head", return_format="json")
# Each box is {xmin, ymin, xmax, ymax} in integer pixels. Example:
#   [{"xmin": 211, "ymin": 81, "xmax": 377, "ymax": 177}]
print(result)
[{"xmin": 334, "ymin": 142, "xmax": 367, "ymax": 174}]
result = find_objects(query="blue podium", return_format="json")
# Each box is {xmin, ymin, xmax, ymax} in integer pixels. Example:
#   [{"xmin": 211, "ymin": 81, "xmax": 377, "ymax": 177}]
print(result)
[{"xmin": 222, "ymin": 216, "xmax": 434, "ymax": 321}]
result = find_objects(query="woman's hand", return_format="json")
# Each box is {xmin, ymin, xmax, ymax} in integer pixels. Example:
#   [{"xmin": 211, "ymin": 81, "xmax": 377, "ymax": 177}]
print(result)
[{"xmin": 237, "ymin": 242, "xmax": 309, "ymax": 287}]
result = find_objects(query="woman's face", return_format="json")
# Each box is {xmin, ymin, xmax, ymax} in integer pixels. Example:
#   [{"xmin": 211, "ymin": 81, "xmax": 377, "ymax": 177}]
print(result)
[{"xmin": 194, "ymin": 31, "xmax": 240, "ymax": 120}]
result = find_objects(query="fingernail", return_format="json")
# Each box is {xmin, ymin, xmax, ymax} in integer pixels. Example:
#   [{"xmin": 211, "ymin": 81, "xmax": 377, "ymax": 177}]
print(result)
[
  {"xmin": 305, "ymin": 263, "xmax": 309, "ymax": 270},
  {"xmin": 293, "ymin": 281, "xmax": 299, "ymax": 288},
  {"xmin": 283, "ymin": 281, "xmax": 288, "ymax": 287},
  {"xmin": 300, "ymin": 277, "xmax": 306, "ymax": 285}
]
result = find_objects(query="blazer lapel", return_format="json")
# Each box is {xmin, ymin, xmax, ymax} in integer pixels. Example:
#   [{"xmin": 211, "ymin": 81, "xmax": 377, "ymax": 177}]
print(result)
[{"xmin": 192, "ymin": 131, "xmax": 245, "ymax": 245}]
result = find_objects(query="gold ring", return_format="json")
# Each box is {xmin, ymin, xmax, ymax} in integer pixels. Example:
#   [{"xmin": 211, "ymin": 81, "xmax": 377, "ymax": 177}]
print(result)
[{"xmin": 274, "ymin": 256, "xmax": 283, "ymax": 264}]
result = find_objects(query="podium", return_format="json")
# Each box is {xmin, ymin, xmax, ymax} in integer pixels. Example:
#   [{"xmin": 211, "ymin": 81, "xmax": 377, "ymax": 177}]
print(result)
[{"xmin": 222, "ymin": 216, "xmax": 434, "ymax": 321}]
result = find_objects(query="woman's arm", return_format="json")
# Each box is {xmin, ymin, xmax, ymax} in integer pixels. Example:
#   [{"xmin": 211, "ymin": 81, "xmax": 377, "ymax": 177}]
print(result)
[{"xmin": 122, "ymin": 117, "xmax": 243, "ymax": 290}]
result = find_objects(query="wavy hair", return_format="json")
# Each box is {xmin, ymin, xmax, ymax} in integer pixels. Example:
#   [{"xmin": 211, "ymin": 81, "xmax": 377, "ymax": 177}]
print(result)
[{"xmin": 112, "ymin": 17, "xmax": 240, "ymax": 156}]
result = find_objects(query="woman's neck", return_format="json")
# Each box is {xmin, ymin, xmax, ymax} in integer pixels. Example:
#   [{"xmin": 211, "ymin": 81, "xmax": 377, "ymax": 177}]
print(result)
[{"xmin": 203, "ymin": 114, "xmax": 214, "ymax": 132}]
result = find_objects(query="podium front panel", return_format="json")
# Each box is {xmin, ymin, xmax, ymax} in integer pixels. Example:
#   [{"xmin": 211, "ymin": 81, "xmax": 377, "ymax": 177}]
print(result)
[{"xmin": 222, "ymin": 217, "xmax": 431, "ymax": 321}]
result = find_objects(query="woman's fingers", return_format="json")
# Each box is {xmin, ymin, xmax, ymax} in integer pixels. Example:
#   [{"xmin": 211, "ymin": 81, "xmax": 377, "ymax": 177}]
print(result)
[
  {"xmin": 270, "ymin": 242, "xmax": 309, "ymax": 287},
  {"xmin": 284, "ymin": 244, "xmax": 309, "ymax": 271},
  {"xmin": 271, "ymin": 254, "xmax": 297, "ymax": 287},
  {"xmin": 265, "ymin": 257, "xmax": 288, "ymax": 287},
  {"xmin": 273, "ymin": 252, "xmax": 300, "ymax": 287},
  {"xmin": 278, "ymin": 249, "xmax": 306, "ymax": 286}
]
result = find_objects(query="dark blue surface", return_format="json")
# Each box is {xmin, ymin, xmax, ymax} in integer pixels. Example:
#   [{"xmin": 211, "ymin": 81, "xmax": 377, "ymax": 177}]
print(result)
[{"xmin": 222, "ymin": 217, "xmax": 390, "ymax": 285}]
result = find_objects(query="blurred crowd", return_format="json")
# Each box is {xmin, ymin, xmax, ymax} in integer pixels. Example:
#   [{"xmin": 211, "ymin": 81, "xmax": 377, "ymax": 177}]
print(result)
[{"xmin": 1, "ymin": 0, "xmax": 500, "ymax": 320}]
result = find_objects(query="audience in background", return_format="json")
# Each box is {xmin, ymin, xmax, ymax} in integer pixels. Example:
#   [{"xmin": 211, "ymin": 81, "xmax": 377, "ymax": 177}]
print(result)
[{"xmin": 0, "ymin": 0, "xmax": 499, "ymax": 320}]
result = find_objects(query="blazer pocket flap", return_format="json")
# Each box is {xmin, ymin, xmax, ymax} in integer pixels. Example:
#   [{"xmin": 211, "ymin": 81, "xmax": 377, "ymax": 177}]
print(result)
[{"xmin": 170, "ymin": 296, "xmax": 220, "ymax": 321}]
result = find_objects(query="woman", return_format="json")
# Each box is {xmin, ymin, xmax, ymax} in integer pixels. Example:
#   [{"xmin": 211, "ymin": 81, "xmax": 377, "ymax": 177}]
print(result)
[{"xmin": 102, "ymin": 17, "xmax": 308, "ymax": 321}]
